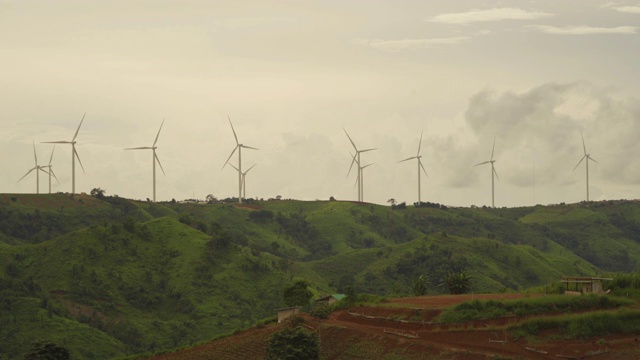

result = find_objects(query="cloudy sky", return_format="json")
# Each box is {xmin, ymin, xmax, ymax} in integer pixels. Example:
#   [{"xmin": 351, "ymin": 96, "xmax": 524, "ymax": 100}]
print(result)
[{"xmin": 2, "ymin": 0, "xmax": 639, "ymax": 207}]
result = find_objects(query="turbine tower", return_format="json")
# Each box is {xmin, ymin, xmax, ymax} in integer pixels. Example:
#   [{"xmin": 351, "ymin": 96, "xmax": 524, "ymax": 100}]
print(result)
[
  {"xmin": 572, "ymin": 132, "xmax": 597, "ymax": 201},
  {"xmin": 42, "ymin": 113, "xmax": 86, "ymax": 195},
  {"xmin": 474, "ymin": 139, "xmax": 499, "ymax": 208},
  {"xmin": 18, "ymin": 141, "xmax": 49, "ymax": 194},
  {"xmin": 125, "ymin": 120, "xmax": 166, "ymax": 202},
  {"xmin": 43, "ymin": 146, "xmax": 59, "ymax": 194},
  {"xmin": 222, "ymin": 117, "xmax": 259, "ymax": 204},
  {"xmin": 399, "ymin": 132, "xmax": 428, "ymax": 204},
  {"xmin": 229, "ymin": 163, "xmax": 256, "ymax": 200},
  {"xmin": 359, "ymin": 162, "xmax": 374, "ymax": 202},
  {"xmin": 344, "ymin": 129, "xmax": 376, "ymax": 202}
]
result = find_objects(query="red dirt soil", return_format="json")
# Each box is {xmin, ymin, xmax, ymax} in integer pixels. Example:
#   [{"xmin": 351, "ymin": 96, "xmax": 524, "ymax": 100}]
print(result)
[{"xmin": 147, "ymin": 294, "xmax": 640, "ymax": 360}]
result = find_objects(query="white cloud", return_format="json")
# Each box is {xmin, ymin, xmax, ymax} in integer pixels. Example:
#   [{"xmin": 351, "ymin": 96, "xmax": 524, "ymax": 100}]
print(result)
[
  {"xmin": 355, "ymin": 37, "xmax": 470, "ymax": 52},
  {"xmin": 608, "ymin": 5, "xmax": 640, "ymax": 14},
  {"xmin": 430, "ymin": 8, "xmax": 553, "ymax": 24},
  {"xmin": 529, "ymin": 25, "xmax": 638, "ymax": 35}
]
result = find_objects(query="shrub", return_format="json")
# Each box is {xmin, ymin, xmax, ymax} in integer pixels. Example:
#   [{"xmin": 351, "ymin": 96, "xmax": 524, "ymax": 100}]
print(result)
[{"xmin": 266, "ymin": 326, "xmax": 318, "ymax": 360}]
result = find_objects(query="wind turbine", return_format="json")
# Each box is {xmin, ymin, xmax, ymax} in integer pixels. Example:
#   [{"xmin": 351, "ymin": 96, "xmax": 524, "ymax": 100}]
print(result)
[
  {"xmin": 399, "ymin": 132, "xmax": 428, "ymax": 204},
  {"xmin": 229, "ymin": 163, "xmax": 256, "ymax": 200},
  {"xmin": 474, "ymin": 139, "xmax": 499, "ymax": 208},
  {"xmin": 42, "ymin": 113, "xmax": 86, "ymax": 195},
  {"xmin": 572, "ymin": 132, "xmax": 597, "ymax": 201},
  {"xmin": 42, "ymin": 146, "xmax": 59, "ymax": 194},
  {"xmin": 344, "ymin": 129, "xmax": 376, "ymax": 202},
  {"xmin": 125, "ymin": 120, "xmax": 166, "ymax": 202},
  {"xmin": 18, "ymin": 141, "xmax": 50, "ymax": 194},
  {"xmin": 222, "ymin": 117, "xmax": 259, "ymax": 204}
]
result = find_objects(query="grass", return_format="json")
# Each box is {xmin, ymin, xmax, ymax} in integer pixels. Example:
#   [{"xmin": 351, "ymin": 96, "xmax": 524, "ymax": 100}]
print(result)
[
  {"xmin": 438, "ymin": 295, "xmax": 634, "ymax": 323},
  {"xmin": 510, "ymin": 309, "xmax": 640, "ymax": 339}
]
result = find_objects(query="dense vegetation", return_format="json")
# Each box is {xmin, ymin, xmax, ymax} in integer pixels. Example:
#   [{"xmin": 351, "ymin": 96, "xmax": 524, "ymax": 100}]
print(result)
[{"xmin": 1, "ymin": 193, "xmax": 639, "ymax": 359}]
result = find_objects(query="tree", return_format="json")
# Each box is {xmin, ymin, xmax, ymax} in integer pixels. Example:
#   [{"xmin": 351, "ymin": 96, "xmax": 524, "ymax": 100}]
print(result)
[
  {"xmin": 283, "ymin": 280, "xmax": 313, "ymax": 307},
  {"xmin": 442, "ymin": 271, "xmax": 472, "ymax": 295},
  {"xmin": 308, "ymin": 303, "xmax": 332, "ymax": 321},
  {"xmin": 266, "ymin": 326, "xmax": 319, "ymax": 360},
  {"xmin": 205, "ymin": 194, "xmax": 217, "ymax": 204},
  {"xmin": 413, "ymin": 274, "xmax": 428, "ymax": 296},
  {"xmin": 90, "ymin": 188, "xmax": 106, "ymax": 199},
  {"xmin": 387, "ymin": 198, "xmax": 396, "ymax": 206},
  {"xmin": 22, "ymin": 340, "xmax": 70, "ymax": 360}
]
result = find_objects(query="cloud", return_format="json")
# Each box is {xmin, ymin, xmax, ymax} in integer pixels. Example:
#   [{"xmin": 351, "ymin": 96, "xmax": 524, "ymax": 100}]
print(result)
[
  {"xmin": 529, "ymin": 25, "xmax": 638, "ymax": 35},
  {"xmin": 441, "ymin": 83, "xmax": 640, "ymax": 193},
  {"xmin": 355, "ymin": 37, "xmax": 470, "ymax": 52},
  {"xmin": 430, "ymin": 8, "xmax": 553, "ymax": 24},
  {"xmin": 607, "ymin": 5, "xmax": 640, "ymax": 14}
]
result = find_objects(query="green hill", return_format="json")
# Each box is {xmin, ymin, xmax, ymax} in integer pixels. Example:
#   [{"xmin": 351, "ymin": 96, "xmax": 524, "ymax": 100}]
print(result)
[{"xmin": 1, "ymin": 194, "xmax": 639, "ymax": 359}]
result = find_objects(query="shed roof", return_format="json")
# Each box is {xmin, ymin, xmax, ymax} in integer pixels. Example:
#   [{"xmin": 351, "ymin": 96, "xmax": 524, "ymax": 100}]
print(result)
[{"xmin": 316, "ymin": 294, "xmax": 347, "ymax": 302}]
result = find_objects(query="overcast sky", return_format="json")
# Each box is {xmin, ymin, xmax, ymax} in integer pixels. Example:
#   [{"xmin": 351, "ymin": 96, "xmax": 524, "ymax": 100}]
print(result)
[{"xmin": 2, "ymin": 0, "xmax": 639, "ymax": 207}]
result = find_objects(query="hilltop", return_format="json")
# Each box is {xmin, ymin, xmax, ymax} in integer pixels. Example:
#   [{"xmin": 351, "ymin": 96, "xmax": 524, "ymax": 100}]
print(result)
[{"xmin": 1, "ymin": 193, "xmax": 639, "ymax": 359}]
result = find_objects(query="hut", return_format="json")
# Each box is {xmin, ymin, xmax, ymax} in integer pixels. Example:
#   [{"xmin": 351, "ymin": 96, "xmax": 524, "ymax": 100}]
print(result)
[
  {"xmin": 561, "ymin": 276, "xmax": 612, "ymax": 296},
  {"xmin": 276, "ymin": 306, "xmax": 300, "ymax": 323}
]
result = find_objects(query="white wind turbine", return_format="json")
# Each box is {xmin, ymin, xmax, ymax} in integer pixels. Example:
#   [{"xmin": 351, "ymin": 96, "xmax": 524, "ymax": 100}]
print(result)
[
  {"xmin": 42, "ymin": 146, "xmax": 59, "ymax": 194},
  {"xmin": 222, "ymin": 117, "xmax": 259, "ymax": 204},
  {"xmin": 474, "ymin": 139, "xmax": 499, "ymax": 208},
  {"xmin": 399, "ymin": 132, "xmax": 428, "ymax": 204},
  {"xmin": 229, "ymin": 163, "xmax": 256, "ymax": 200},
  {"xmin": 572, "ymin": 132, "xmax": 597, "ymax": 202},
  {"xmin": 125, "ymin": 120, "xmax": 166, "ymax": 202},
  {"xmin": 42, "ymin": 113, "xmax": 86, "ymax": 195},
  {"xmin": 344, "ymin": 129, "xmax": 376, "ymax": 202},
  {"xmin": 18, "ymin": 141, "xmax": 50, "ymax": 194}
]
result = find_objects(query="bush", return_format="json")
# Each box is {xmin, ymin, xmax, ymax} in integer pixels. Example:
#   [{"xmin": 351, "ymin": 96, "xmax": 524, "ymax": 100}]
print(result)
[{"xmin": 266, "ymin": 326, "xmax": 318, "ymax": 360}]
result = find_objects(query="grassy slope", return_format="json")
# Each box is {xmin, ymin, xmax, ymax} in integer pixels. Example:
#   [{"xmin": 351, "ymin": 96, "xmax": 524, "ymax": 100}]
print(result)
[{"xmin": 1, "ymin": 195, "xmax": 640, "ymax": 358}]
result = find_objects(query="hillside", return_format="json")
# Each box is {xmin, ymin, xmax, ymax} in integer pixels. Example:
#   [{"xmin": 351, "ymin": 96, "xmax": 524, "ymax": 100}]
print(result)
[{"xmin": 1, "ymin": 194, "xmax": 639, "ymax": 359}]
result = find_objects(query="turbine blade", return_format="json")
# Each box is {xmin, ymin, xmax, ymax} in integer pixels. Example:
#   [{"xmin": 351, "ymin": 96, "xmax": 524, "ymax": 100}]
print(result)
[
  {"xmin": 572, "ymin": 156, "xmax": 585, "ymax": 172},
  {"xmin": 41, "ymin": 141, "xmax": 71, "ymax": 144},
  {"xmin": 362, "ymin": 163, "xmax": 374, "ymax": 169},
  {"xmin": 32, "ymin": 141, "xmax": 38, "ymax": 165},
  {"xmin": 72, "ymin": 113, "xmax": 86, "ymax": 142},
  {"xmin": 153, "ymin": 119, "xmax": 165, "ymax": 147},
  {"xmin": 222, "ymin": 146, "xmax": 238, "ymax": 169},
  {"xmin": 343, "ymin": 128, "xmax": 358, "ymax": 151},
  {"xmin": 398, "ymin": 156, "xmax": 417, "ymax": 163},
  {"xmin": 228, "ymin": 163, "xmax": 240, "ymax": 172},
  {"xmin": 420, "ymin": 160, "xmax": 428, "ymax": 177},
  {"xmin": 491, "ymin": 139, "xmax": 496, "ymax": 161},
  {"xmin": 125, "ymin": 146, "xmax": 153, "ymax": 150},
  {"xmin": 347, "ymin": 155, "xmax": 357, "ymax": 178},
  {"xmin": 242, "ymin": 145, "xmax": 259, "ymax": 151},
  {"xmin": 245, "ymin": 164, "xmax": 257, "ymax": 173},
  {"xmin": 417, "ymin": 131, "xmax": 423, "ymax": 156},
  {"xmin": 474, "ymin": 161, "xmax": 490, "ymax": 166},
  {"xmin": 38, "ymin": 167, "xmax": 49, "ymax": 175},
  {"xmin": 18, "ymin": 167, "xmax": 36, "ymax": 182},
  {"xmin": 50, "ymin": 168, "xmax": 60, "ymax": 183},
  {"xmin": 48, "ymin": 145, "xmax": 55, "ymax": 166},
  {"xmin": 588, "ymin": 156, "xmax": 598, "ymax": 164},
  {"xmin": 360, "ymin": 148, "xmax": 377, "ymax": 153},
  {"xmin": 74, "ymin": 147, "xmax": 85, "ymax": 173},
  {"xmin": 155, "ymin": 153, "xmax": 165, "ymax": 175},
  {"xmin": 228, "ymin": 116, "xmax": 239, "ymax": 145},
  {"xmin": 493, "ymin": 166, "xmax": 500, "ymax": 182},
  {"xmin": 581, "ymin": 131, "xmax": 586, "ymax": 156}
]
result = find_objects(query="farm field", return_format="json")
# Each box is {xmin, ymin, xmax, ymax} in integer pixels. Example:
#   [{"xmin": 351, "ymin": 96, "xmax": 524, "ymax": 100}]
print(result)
[{"xmin": 148, "ymin": 293, "xmax": 640, "ymax": 360}]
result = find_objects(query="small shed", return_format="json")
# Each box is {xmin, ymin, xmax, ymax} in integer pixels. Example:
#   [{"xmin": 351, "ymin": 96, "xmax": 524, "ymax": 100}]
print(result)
[
  {"xmin": 561, "ymin": 276, "xmax": 612, "ymax": 296},
  {"xmin": 276, "ymin": 306, "xmax": 300, "ymax": 323},
  {"xmin": 315, "ymin": 294, "xmax": 346, "ymax": 305}
]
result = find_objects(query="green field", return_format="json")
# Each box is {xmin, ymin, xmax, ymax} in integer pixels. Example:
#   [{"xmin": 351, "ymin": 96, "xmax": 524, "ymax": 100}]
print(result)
[{"xmin": 1, "ymin": 194, "xmax": 639, "ymax": 359}]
